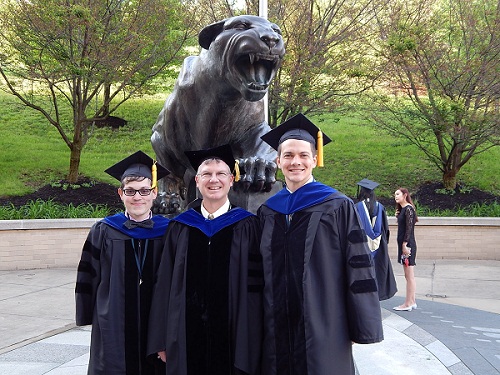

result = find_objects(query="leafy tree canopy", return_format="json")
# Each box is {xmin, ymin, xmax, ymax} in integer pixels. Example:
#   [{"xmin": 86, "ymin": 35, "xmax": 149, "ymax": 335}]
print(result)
[
  {"xmin": 0, "ymin": 0, "xmax": 190, "ymax": 182},
  {"xmin": 364, "ymin": 0, "xmax": 500, "ymax": 189}
]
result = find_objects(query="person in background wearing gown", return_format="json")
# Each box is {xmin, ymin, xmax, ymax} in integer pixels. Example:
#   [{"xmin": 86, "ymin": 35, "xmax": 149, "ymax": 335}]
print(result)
[
  {"xmin": 393, "ymin": 187, "xmax": 419, "ymax": 311},
  {"xmin": 355, "ymin": 178, "xmax": 397, "ymax": 301},
  {"xmin": 258, "ymin": 113, "xmax": 383, "ymax": 375},
  {"xmin": 75, "ymin": 151, "xmax": 170, "ymax": 375},
  {"xmin": 147, "ymin": 144, "xmax": 264, "ymax": 375}
]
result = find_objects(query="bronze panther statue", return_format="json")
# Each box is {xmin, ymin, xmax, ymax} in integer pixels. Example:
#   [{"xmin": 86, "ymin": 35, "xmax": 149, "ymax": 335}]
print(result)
[{"xmin": 151, "ymin": 15, "xmax": 285, "ymax": 213}]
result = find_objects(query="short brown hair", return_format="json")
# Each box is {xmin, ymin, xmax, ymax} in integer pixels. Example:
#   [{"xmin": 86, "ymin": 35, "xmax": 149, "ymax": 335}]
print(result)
[
  {"xmin": 120, "ymin": 176, "xmax": 149, "ymax": 189},
  {"xmin": 277, "ymin": 140, "xmax": 316, "ymax": 157}
]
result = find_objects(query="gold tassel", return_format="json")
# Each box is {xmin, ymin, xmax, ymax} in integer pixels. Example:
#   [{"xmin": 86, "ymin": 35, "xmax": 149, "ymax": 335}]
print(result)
[
  {"xmin": 317, "ymin": 130, "xmax": 324, "ymax": 167},
  {"xmin": 234, "ymin": 160, "xmax": 241, "ymax": 182},
  {"xmin": 151, "ymin": 160, "xmax": 158, "ymax": 189}
]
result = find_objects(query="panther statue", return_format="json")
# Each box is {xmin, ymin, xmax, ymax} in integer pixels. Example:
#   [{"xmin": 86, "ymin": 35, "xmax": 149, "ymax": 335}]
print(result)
[{"xmin": 151, "ymin": 15, "xmax": 285, "ymax": 214}]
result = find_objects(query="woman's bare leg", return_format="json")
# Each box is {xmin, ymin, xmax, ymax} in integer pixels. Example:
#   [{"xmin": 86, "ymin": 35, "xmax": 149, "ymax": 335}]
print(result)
[
  {"xmin": 394, "ymin": 265, "xmax": 416, "ymax": 310},
  {"xmin": 404, "ymin": 265, "xmax": 416, "ymax": 306}
]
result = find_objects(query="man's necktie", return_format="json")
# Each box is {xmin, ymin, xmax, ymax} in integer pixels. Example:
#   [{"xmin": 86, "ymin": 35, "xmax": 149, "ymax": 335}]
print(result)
[
  {"xmin": 124, "ymin": 219, "xmax": 154, "ymax": 229},
  {"xmin": 207, "ymin": 214, "xmax": 214, "ymax": 220}
]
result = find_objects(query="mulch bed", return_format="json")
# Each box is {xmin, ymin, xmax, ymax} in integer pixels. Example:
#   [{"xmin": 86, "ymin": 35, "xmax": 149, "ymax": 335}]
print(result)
[
  {"xmin": 0, "ymin": 178, "xmax": 497, "ymax": 213},
  {"xmin": 0, "ymin": 177, "xmax": 124, "ymax": 213}
]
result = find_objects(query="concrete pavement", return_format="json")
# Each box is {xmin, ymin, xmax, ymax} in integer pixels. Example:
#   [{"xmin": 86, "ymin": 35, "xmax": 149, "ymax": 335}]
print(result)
[{"xmin": 0, "ymin": 259, "xmax": 499, "ymax": 374}]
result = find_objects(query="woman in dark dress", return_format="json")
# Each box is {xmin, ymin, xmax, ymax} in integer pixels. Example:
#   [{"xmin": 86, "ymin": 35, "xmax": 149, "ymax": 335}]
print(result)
[{"xmin": 393, "ymin": 187, "xmax": 418, "ymax": 311}]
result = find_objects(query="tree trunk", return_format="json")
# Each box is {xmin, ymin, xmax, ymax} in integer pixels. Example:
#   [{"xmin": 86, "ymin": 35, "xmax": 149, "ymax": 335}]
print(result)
[
  {"xmin": 67, "ymin": 146, "xmax": 82, "ymax": 183},
  {"xmin": 442, "ymin": 170, "xmax": 457, "ymax": 190},
  {"xmin": 103, "ymin": 83, "xmax": 111, "ymax": 117}
]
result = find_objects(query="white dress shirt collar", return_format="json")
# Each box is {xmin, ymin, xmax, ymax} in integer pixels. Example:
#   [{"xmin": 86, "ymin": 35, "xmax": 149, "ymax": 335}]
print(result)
[{"xmin": 201, "ymin": 199, "xmax": 231, "ymax": 219}]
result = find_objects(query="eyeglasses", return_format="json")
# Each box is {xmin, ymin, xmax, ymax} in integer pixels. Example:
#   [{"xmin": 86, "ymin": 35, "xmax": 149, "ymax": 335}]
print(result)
[
  {"xmin": 122, "ymin": 188, "xmax": 154, "ymax": 196},
  {"xmin": 197, "ymin": 172, "xmax": 232, "ymax": 180}
]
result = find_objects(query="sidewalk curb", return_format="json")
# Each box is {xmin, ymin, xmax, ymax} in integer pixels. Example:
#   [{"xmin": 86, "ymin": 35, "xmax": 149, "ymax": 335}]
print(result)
[{"xmin": 0, "ymin": 323, "xmax": 76, "ymax": 355}]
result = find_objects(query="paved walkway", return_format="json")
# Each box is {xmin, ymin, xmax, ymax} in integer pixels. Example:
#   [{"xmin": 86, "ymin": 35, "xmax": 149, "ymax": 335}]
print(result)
[{"xmin": 0, "ymin": 259, "xmax": 499, "ymax": 374}]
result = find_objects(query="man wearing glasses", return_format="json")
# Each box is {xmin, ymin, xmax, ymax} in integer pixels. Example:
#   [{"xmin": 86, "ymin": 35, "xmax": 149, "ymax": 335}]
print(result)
[
  {"xmin": 76, "ymin": 151, "xmax": 170, "ymax": 375},
  {"xmin": 147, "ymin": 144, "xmax": 264, "ymax": 375}
]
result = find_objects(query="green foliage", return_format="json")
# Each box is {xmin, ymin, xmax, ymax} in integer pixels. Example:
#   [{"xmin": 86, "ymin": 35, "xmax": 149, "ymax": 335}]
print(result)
[
  {"xmin": 50, "ymin": 181, "xmax": 93, "ymax": 190},
  {"xmin": 0, "ymin": 91, "xmax": 163, "ymax": 190},
  {"xmin": 399, "ymin": 202, "xmax": 500, "ymax": 218},
  {"xmin": 0, "ymin": 87, "xmax": 498, "ymax": 218},
  {"xmin": 368, "ymin": 0, "xmax": 500, "ymax": 190},
  {"xmin": 387, "ymin": 31, "xmax": 417, "ymax": 53},
  {"xmin": 0, "ymin": 200, "xmax": 111, "ymax": 220},
  {"xmin": 434, "ymin": 187, "xmax": 455, "ymax": 196},
  {"xmin": 310, "ymin": 113, "xmax": 444, "ymax": 199},
  {"xmin": 433, "ymin": 184, "xmax": 473, "ymax": 196},
  {"xmin": 0, "ymin": 0, "xmax": 189, "ymax": 182}
]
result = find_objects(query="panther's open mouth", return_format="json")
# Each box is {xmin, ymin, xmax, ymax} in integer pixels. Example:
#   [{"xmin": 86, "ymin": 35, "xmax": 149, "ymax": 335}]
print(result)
[{"xmin": 235, "ymin": 53, "xmax": 281, "ymax": 91}]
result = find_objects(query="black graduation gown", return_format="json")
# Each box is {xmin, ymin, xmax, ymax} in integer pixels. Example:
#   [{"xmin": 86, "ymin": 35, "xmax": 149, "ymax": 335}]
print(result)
[
  {"xmin": 355, "ymin": 201, "xmax": 397, "ymax": 301},
  {"xmin": 147, "ymin": 203, "xmax": 264, "ymax": 375},
  {"xmin": 259, "ymin": 183, "xmax": 384, "ymax": 375},
  {"xmin": 75, "ymin": 213, "xmax": 169, "ymax": 375}
]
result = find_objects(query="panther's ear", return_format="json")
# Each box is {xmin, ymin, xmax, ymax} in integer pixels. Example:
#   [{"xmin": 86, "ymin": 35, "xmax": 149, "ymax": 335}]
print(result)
[{"xmin": 198, "ymin": 19, "xmax": 227, "ymax": 49}]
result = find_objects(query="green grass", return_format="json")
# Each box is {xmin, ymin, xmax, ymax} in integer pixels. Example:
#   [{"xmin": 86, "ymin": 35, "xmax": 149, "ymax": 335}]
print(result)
[
  {"xmin": 0, "ymin": 199, "xmax": 110, "ymax": 219},
  {"xmin": 0, "ymin": 90, "xmax": 499, "ymax": 217},
  {"xmin": 311, "ymin": 113, "xmax": 500, "ymax": 199},
  {"xmin": 0, "ymin": 92, "xmax": 164, "ymax": 191},
  {"xmin": 414, "ymin": 202, "xmax": 500, "ymax": 217}
]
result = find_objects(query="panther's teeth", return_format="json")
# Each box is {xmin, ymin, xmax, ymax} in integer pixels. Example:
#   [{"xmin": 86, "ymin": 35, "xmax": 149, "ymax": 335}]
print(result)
[
  {"xmin": 255, "ymin": 53, "xmax": 277, "ymax": 62},
  {"xmin": 249, "ymin": 53, "xmax": 261, "ymax": 64},
  {"xmin": 248, "ymin": 82, "xmax": 267, "ymax": 90}
]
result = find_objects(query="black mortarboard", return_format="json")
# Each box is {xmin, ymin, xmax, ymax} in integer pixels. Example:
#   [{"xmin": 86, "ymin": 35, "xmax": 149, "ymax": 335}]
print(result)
[
  {"xmin": 260, "ymin": 113, "xmax": 332, "ymax": 151},
  {"xmin": 357, "ymin": 178, "xmax": 380, "ymax": 191},
  {"xmin": 261, "ymin": 113, "xmax": 331, "ymax": 167},
  {"xmin": 184, "ymin": 144, "xmax": 240, "ymax": 181},
  {"xmin": 104, "ymin": 151, "xmax": 169, "ymax": 187}
]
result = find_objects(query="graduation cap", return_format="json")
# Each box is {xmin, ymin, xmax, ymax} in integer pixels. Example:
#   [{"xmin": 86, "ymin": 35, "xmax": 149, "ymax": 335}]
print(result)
[
  {"xmin": 184, "ymin": 144, "xmax": 241, "ymax": 182},
  {"xmin": 104, "ymin": 150, "xmax": 170, "ymax": 188},
  {"xmin": 356, "ymin": 178, "xmax": 380, "ymax": 199},
  {"xmin": 357, "ymin": 178, "xmax": 380, "ymax": 191},
  {"xmin": 260, "ymin": 113, "xmax": 332, "ymax": 167}
]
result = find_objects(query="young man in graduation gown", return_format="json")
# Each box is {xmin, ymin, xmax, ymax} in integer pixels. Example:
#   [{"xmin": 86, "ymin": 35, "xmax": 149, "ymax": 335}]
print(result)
[
  {"xmin": 355, "ymin": 178, "xmax": 397, "ymax": 301},
  {"xmin": 147, "ymin": 144, "xmax": 264, "ymax": 375},
  {"xmin": 258, "ymin": 114, "xmax": 384, "ymax": 375},
  {"xmin": 75, "ymin": 151, "xmax": 170, "ymax": 375}
]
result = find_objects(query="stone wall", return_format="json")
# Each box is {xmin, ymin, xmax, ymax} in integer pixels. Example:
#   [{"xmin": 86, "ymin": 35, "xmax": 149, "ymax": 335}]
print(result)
[
  {"xmin": 0, "ymin": 219, "xmax": 99, "ymax": 271},
  {"xmin": 0, "ymin": 217, "xmax": 498, "ymax": 270},
  {"xmin": 387, "ymin": 217, "xmax": 500, "ymax": 261}
]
